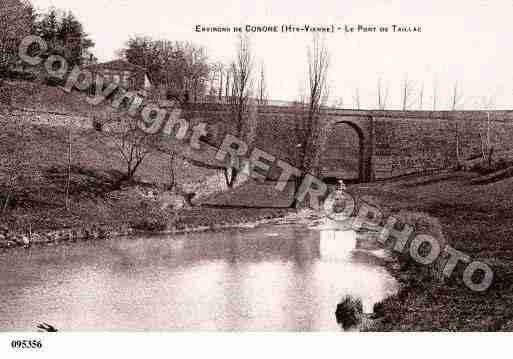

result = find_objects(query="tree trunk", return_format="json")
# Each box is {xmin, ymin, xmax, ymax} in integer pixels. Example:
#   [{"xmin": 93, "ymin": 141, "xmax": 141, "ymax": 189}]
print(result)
[
  {"xmin": 2, "ymin": 190, "xmax": 11, "ymax": 213},
  {"xmin": 126, "ymin": 165, "xmax": 136, "ymax": 181},
  {"xmin": 219, "ymin": 72, "xmax": 223, "ymax": 101},
  {"xmin": 126, "ymin": 158, "xmax": 145, "ymax": 181},
  {"xmin": 168, "ymin": 153, "xmax": 176, "ymax": 191},
  {"xmin": 290, "ymin": 174, "xmax": 304, "ymax": 209},
  {"xmin": 455, "ymin": 122, "xmax": 461, "ymax": 166},
  {"xmin": 65, "ymin": 127, "xmax": 72, "ymax": 211},
  {"xmin": 223, "ymin": 167, "xmax": 239, "ymax": 188}
]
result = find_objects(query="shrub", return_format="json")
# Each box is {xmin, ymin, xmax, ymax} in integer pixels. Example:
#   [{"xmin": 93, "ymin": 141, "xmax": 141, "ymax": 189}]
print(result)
[
  {"xmin": 468, "ymin": 157, "xmax": 513, "ymax": 175},
  {"xmin": 44, "ymin": 76, "xmax": 65, "ymax": 87},
  {"xmin": 113, "ymin": 188, "xmax": 170, "ymax": 232},
  {"xmin": 372, "ymin": 300, "xmax": 385, "ymax": 318},
  {"xmin": 5, "ymin": 70, "xmax": 37, "ymax": 82},
  {"xmin": 335, "ymin": 295, "xmax": 363, "ymax": 329},
  {"xmin": 129, "ymin": 204, "xmax": 169, "ymax": 231},
  {"xmin": 389, "ymin": 211, "xmax": 447, "ymax": 281},
  {"xmin": 93, "ymin": 118, "xmax": 103, "ymax": 132},
  {"xmin": 353, "ymin": 195, "xmax": 393, "ymax": 225}
]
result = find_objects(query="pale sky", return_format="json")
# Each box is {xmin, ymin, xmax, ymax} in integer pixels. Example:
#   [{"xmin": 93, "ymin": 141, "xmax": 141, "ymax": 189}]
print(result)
[{"xmin": 30, "ymin": 0, "xmax": 513, "ymax": 109}]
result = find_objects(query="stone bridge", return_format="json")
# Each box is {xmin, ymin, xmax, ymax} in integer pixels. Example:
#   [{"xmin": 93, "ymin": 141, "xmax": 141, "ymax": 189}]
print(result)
[{"xmin": 182, "ymin": 103, "xmax": 513, "ymax": 183}]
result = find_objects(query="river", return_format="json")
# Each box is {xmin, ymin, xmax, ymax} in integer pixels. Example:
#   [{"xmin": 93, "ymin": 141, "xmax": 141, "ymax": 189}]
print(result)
[{"xmin": 0, "ymin": 223, "xmax": 398, "ymax": 331}]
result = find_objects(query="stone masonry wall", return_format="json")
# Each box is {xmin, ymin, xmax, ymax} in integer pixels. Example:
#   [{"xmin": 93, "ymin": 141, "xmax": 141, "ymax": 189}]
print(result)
[
  {"xmin": 372, "ymin": 113, "xmax": 513, "ymax": 179},
  {"xmin": 183, "ymin": 104, "xmax": 513, "ymax": 181}
]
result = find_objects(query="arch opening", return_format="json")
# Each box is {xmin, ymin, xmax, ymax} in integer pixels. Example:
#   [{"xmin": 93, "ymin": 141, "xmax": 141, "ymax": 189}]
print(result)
[{"xmin": 319, "ymin": 120, "xmax": 366, "ymax": 184}]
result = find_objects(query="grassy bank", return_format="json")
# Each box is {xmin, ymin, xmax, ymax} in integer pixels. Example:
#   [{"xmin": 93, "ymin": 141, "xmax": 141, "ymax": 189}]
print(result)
[
  {"xmin": 0, "ymin": 110, "xmax": 209, "ymax": 238},
  {"xmin": 345, "ymin": 172, "xmax": 513, "ymax": 331},
  {"xmin": 0, "ymin": 109, "xmax": 292, "ymax": 249}
]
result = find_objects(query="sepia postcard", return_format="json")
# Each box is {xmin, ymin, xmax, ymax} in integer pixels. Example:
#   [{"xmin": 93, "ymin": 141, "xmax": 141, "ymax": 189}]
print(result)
[{"xmin": 0, "ymin": 0, "xmax": 512, "ymax": 357}]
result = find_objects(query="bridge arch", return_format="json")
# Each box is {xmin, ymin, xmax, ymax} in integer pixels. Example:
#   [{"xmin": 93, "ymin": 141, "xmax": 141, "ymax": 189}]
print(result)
[{"xmin": 322, "ymin": 115, "xmax": 373, "ymax": 183}]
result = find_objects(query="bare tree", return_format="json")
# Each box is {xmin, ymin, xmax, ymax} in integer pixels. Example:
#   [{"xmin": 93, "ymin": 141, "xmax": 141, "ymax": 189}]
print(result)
[
  {"xmin": 230, "ymin": 34, "xmax": 254, "ymax": 131},
  {"xmin": 353, "ymin": 87, "xmax": 360, "ymax": 110},
  {"xmin": 432, "ymin": 76, "xmax": 438, "ymax": 111},
  {"xmin": 401, "ymin": 77, "xmax": 415, "ymax": 110},
  {"xmin": 291, "ymin": 34, "xmax": 330, "ymax": 208},
  {"xmin": 166, "ymin": 152, "xmax": 177, "ymax": 191},
  {"xmin": 217, "ymin": 63, "xmax": 224, "ymax": 101},
  {"xmin": 480, "ymin": 96, "xmax": 495, "ymax": 168},
  {"xmin": 223, "ymin": 34, "xmax": 255, "ymax": 188},
  {"xmin": 224, "ymin": 67, "xmax": 231, "ymax": 103},
  {"xmin": 65, "ymin": 120, "xmax": 73, "ymax": 211},
  {"xmin": 97, "ymin": 114, "xmax": 156, "ymax": 181},
  {"xmin": 451, "ymin": 81, "xmax": 464, "ymax": 164},
  {"xmin": 306, "ymin": 34, "xmax": 329, "ymax": 122},
  {"xmin": 377, "ymin": 78, "xmax": 389, "ymax": 110},
  {"xmin": 208, "ymin": 64, "xmax": 217, "ymax": 97},
  {"xmin": 451, "ymin": 81, "xmax": 464, "ymax": 111},
  {"xmin": 419, "ymin": 82, "xmax": 424, "ymax": 110},
  {"xmin": 257, "ymin": 61, "xmax": 267, "ymax": 105}
]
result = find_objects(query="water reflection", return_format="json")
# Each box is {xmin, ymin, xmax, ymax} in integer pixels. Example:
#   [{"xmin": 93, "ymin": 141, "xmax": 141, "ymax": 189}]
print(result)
[
  {"xmin": 319, "ymin": 230, "xmax": 356, "ymax": 260},
  {"xmin": 0, "ymin": 225, "xmax": 397, "ymax": 331}
]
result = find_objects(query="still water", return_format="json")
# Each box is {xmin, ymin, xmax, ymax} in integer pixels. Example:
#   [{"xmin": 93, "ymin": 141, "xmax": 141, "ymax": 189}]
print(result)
[{"xmin": 0, "ymin": 224, "xmax": 397, "ymax": 331}]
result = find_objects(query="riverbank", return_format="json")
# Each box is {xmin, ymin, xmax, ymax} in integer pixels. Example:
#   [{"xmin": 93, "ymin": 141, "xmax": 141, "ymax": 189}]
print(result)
[
  {"xmin": 0, "ymin": 206, "xmax": 292, "ymax": 251},
  {"xmin": 344, "ymin": 171, "xmax": 513, "ymax": 331},
  {"xmin": 0, "ymin": 114, "xmax": 295, "ymax": 252}
]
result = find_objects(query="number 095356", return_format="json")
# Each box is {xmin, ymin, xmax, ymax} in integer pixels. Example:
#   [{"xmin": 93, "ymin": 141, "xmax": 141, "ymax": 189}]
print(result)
[{"xmin": 10, "ymin": 339, "xmax": 43, "ymax": 349}]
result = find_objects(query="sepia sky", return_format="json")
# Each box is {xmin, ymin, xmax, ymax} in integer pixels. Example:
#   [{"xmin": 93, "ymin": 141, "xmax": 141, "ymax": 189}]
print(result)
[{"xmin": 30, "ymin": 0, "xmax": 513, "ymax": 109}]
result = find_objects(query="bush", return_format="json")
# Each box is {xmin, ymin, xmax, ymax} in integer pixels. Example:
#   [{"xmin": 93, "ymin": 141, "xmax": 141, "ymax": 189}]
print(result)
[
  {"xmin": 493, "ymin": 158, "xmax": 512, "ymax": 172},
  {"xmin": 113, "ymin": 188, "xmax": 170, "ymax": 232},
  {"xmin": 129, "ymin": 204, "xmax": 169, "ymax": 231},
  {"xmin": 44, "ymin": 76, "xmax": 65, "ymax": 87},
  {"xmin": 388, "ymin": 211, "xmax": 447, "ymax": 281},
  {"xmin": 468, "ymin": 157, "xmax": 513, "ymax": 175},
  {"xmin": 372, "ymin": 300, "xmax": 385, "ymax": 318},
  {"xmin": 5, "ymin": 70, "xmax": 38, "ymax": 82},
  {"xmin": 335, "ymin": 295, "xmax": 363, "ymax": 329},
  {"xmin": 358, "ymin": 194, "xmax": 392, "ymax": 222},
  {"xmin": 93, "ymin": 118, "xmax": 103, "ymax": 132}
]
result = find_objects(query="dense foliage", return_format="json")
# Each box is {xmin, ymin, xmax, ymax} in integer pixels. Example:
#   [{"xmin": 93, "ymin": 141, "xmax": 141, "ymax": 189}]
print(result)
[{"xmin": 120, "ymin": 37, "xmax": 210, "ymax": 104}]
